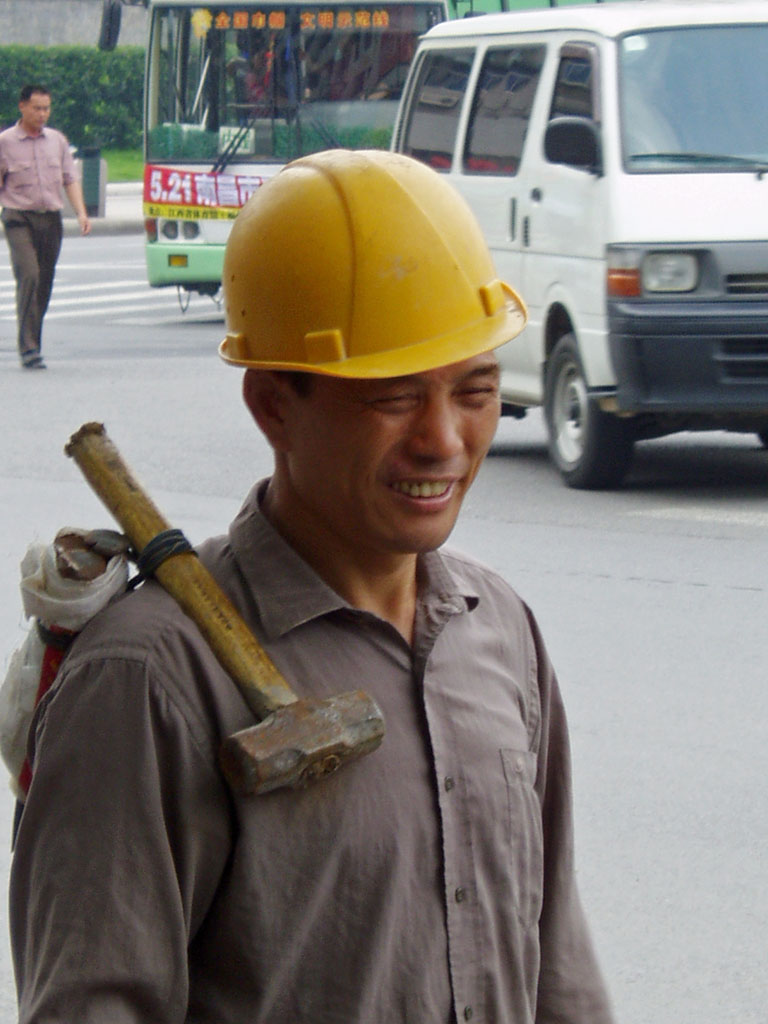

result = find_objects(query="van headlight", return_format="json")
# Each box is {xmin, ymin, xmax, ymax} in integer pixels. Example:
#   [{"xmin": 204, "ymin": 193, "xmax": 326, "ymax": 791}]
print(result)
[{"xmin": 642, "ymin": 252, "xmax": 698, "ymax": 293}]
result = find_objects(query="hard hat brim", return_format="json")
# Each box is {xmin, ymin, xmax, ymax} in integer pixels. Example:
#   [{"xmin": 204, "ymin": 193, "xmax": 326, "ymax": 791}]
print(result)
[{"xmin": 220, "ymin": 283, "xmax": 527, "ymax": 378}]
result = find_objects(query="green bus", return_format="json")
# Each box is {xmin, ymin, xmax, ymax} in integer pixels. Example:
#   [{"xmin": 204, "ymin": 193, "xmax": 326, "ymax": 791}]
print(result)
[{"xmin": 100, "ymin": 0, "xmax": 619, "ymax": 296}]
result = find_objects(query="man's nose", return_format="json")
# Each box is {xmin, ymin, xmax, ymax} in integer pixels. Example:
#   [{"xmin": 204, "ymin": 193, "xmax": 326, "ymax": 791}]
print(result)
[{"xmin": 408, "ymin": 395, "xmax": 464, "ymax": 460}]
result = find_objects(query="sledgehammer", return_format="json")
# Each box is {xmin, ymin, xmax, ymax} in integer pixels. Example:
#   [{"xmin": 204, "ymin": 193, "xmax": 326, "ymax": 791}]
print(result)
[{"xmin": 65, "ymin": 422, "xmax": 385, "ymax": 796}]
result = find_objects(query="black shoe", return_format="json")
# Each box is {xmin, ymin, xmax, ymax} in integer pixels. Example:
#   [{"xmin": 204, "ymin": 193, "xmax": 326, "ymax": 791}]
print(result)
[{"xmin": 21, "ymin": 354, "xmax": 46, "ymax": 369}]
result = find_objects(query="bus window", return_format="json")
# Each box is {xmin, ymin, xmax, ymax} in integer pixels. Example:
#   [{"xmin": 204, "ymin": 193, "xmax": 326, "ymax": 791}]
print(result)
[
  {"xmin": 143, "ymin": 1, "xmax": 448, "ymax": 296},
  {"xmin": 146, "ymin": 2, "xmax": 447, "ymax": 166}
]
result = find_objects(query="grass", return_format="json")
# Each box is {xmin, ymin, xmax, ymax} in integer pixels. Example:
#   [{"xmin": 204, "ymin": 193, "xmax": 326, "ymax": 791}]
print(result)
[{"xmin": 104, "ymin": 148, "xmax": 144, "ymax": 182}]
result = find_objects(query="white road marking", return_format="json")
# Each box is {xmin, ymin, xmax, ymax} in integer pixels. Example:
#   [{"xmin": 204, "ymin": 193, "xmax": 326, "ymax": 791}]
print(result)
[{"xmin": 628, "ymin": 506, "xmax": 768, "ymax": 527}]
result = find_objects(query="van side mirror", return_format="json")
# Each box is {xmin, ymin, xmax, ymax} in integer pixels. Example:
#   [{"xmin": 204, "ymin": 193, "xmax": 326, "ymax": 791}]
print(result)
[{"xmin": 544, "ymin": 117, "xmax": 603, "ymax": 176}]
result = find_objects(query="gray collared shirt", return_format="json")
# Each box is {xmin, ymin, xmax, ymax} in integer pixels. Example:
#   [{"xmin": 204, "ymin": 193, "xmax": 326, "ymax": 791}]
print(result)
[{"xmin": 11, "ymin": 482, "xmax": 614, "ymax": 1024}]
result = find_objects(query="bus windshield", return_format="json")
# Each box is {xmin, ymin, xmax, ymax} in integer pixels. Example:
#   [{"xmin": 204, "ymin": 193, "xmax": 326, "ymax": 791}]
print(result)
[{"xmin": 146, "ymin": 2, "xmax": 445, "ymax": 166}]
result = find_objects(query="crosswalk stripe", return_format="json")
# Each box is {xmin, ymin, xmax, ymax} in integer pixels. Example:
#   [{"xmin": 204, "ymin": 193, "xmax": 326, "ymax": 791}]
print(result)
[
  {"xmin": 55, "ymin": 262, "xmax": 148, "ymax": 271},
  {"xmin": 114, "ymin": 312, "xmax": 223, "ymax": 326},
  {"xmin": 0, "ymin": 289, "xmax": 179, "ymax": 314},
  {"xmin": 0, "ymin": 265, "xmax": 220, "ymax": 322},
  {"xmin": 28, "ymin": 280, "xmax": 149, "ymax": 294},
  {"xmin": 628, "ymin": 506, "xmax": 768, "ymax": 527},
  {"xmin": 50, "ymin": 300, "xmax": 218, "ymax": 320},
  {"xmin": 0, "ymin": 298, "xmax": 216, "ymax": 320}
]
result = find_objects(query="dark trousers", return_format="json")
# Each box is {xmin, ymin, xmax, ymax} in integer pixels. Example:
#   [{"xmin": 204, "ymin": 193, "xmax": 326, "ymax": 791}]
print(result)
[{"xmin": 1, "ymin": 208, "xmax": 63, "ymax": 363}]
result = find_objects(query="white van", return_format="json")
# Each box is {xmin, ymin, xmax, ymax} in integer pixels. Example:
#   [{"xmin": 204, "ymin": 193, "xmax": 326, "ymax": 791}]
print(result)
[{"xmin": 393, "ymin": 1, "xmax": 768, "ymax": 487}]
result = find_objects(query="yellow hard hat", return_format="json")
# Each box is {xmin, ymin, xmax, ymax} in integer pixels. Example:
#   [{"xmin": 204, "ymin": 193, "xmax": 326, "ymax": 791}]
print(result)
[{"xmin": 219, "ymin": 149, "xmax": 526, "ymax": 377}]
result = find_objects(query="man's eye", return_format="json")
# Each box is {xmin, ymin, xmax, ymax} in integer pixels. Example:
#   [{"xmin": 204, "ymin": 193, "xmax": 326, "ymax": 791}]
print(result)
[
  {"xmin": 368, "ymin": 393, "xmax": 418, "ymax": 411},
  {"xmin": 458, "ymin": 385, "xmax": 498, "ymax": 404}
]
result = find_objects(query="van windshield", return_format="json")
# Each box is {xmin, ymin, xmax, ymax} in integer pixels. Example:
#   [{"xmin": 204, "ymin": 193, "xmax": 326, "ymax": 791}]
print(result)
[{"xmin": 619, "ymin": 25, "xmax": 768, "ymax": 173}]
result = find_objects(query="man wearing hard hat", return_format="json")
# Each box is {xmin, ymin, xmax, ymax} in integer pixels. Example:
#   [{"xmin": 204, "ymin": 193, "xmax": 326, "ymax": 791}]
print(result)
[{"xmin": 10, "ymin": 150, "xmax": 614, "ymax": 1023}]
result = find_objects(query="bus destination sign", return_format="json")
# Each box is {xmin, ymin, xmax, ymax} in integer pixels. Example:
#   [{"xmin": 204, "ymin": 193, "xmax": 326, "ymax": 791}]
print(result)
[{"xmin": 191, "ymin": 7, "xmax": 391, "ymax": 34}]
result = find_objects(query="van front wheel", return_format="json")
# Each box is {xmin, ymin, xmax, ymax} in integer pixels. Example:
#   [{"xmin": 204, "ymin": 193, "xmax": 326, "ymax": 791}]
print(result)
[{"xmin": 544, "ymin": 335, "xmax": 634, "ymax": 488}]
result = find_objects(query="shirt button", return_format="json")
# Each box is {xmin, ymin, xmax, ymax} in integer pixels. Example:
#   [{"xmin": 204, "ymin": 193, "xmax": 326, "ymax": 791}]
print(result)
[
  {"xmin": 464, "ymin": 1007, "xmax": 474, "ymax": 1020},
  {"xmin": 455, "ymin": 886, "xmax": 466, "ymax": 903},
  {"xmin": 444, "ymin": 776, "xmax": 455, "ymax": 791}
]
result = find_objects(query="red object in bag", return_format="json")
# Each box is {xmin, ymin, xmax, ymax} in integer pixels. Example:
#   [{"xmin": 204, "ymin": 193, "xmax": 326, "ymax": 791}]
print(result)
[{"xmin": 16, "ymin": 626, "xmax": 77, "ymax": 798}]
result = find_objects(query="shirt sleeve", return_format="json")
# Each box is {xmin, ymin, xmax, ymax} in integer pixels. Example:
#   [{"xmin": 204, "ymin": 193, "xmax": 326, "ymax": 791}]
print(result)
[
  {"xmin": 524, "ymin": 606, "xmax": 616, "ymax": 1024},
  {"xmin": 9, "ymin": 640, "xmax": 233, "ymax": 1024},
  {"xmin": 60, "ymin": 134, "xmax": 78, "ymax": 186},
  {"xmin": 0, "ymin": 135, "xmax": 8, "ymax": 182}
]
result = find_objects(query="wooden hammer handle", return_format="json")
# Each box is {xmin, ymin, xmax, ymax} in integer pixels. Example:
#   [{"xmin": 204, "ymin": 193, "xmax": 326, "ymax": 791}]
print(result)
[{"xmin": 65, "ymin": 422, "xmax": 296, "ymax": 719}]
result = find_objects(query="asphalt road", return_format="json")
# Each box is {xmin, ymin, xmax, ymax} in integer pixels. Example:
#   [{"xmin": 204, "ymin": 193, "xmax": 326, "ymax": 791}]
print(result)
[{"xmin": 1, "ymin": 232, "xmax": 768, "ymax": 1023}]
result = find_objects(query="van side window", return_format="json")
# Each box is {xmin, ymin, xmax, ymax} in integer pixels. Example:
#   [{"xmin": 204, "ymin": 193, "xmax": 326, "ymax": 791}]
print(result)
[
  {"xmin": 400, "ymin": 49, "xmax": 475, "ymax": 170},
  {"xmin": 463, "ymin": 45, "xmax": 545, "ymax": 175},
  {"xmin": 550, "ymin": 47, "xmax": 596, "ymax": 120}
]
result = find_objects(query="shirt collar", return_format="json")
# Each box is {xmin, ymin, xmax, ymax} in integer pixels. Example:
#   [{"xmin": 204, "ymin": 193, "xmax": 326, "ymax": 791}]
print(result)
[
  {"xmin": 14, "ymin": 121, "xmax": 46, "ymax": 141},
  {"xmin": 228, "ymin": 480, "xmax": 479, "ymax": 641}
]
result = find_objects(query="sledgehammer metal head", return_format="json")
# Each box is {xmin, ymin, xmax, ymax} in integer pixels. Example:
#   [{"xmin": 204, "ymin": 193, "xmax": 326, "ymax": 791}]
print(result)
[
  {"xmin": 220, "ymin": 691, "xmax": 384, "ymax": 795},
  {"xmin": 65, "ymin": 422, "xmax": 385, "ymax": 796}
]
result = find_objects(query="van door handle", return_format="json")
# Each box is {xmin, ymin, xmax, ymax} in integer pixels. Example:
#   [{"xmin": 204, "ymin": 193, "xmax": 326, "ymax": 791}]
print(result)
[
  {"xmin": 509, "ymin": 197, "xmax": 517, "ymax": 240},
  {"xmin": 530, "ymin": 187, "xmax": 543, "ymax": 202}
]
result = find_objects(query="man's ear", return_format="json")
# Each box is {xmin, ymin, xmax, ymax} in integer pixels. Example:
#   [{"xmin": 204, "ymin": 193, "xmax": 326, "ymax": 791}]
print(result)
[{"xmin": 242, "ymin": 369, "xmax": 293, "ymax": 451}]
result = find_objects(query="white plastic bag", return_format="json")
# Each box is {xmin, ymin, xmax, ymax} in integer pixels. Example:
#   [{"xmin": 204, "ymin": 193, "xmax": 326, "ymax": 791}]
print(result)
[{"xmin": 0, "ymin": 530, "xmax": 129, "ymax": 796}]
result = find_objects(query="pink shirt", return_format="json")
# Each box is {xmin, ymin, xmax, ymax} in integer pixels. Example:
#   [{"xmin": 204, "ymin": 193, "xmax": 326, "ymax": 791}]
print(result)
[{"xmin": 0, "ymin": 121, "xmax": 78, "ymax": 212}]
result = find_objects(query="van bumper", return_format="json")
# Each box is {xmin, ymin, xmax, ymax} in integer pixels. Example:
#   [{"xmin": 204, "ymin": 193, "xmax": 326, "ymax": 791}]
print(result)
[{"xmin": 608, "ymin": 299, "xmax": 768, "ymax": 414}]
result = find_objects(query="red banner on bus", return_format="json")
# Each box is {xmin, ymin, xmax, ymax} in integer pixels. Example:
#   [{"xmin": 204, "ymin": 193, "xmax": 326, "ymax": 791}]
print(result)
[{"xmin": 143, "ymin": 164, "xmax": 266, "ymax": 220}]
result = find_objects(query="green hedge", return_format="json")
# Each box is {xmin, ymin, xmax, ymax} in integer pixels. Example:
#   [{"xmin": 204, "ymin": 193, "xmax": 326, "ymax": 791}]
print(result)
[{"xmin": 0, "ymin": 46, "xmax": 145, "ymax": 150}]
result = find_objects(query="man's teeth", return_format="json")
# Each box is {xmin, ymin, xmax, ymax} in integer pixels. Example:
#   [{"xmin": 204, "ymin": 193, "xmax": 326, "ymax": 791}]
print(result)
[{"xmin": 393, "ymin": 481, "xmax": 450, "ymax": 498}]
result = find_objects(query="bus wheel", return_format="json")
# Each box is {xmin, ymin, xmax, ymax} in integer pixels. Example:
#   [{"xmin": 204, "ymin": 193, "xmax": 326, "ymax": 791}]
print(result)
[{"xmin": 544, "ymin": 334, "xmax": 634, "ymax": 489}]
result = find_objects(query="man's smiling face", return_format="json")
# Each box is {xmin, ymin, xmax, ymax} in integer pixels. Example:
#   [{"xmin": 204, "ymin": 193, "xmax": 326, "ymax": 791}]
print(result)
[{"xmin": 254, "ymin": 352, "xmax": 501, "ymax": 566}]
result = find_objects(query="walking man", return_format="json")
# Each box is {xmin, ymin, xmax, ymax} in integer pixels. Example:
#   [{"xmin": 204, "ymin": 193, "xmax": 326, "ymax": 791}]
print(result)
[{"xmin": 0, "ymin": 84, "xmax": 91, "ymax": 369}]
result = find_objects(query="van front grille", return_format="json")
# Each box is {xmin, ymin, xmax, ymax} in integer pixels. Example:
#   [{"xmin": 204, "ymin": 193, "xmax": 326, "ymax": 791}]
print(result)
[
  {"xmin": 717, "ymin": 337, "xmax": 768, "ymax": 379},
  {"xmin": 725, "ymin": 273, "xmax": 768, "ymax": 295}
]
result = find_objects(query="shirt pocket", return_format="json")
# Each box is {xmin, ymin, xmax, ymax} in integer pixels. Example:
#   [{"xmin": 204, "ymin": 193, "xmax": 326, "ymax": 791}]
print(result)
[
  {"xmin": 42, "ymin": 157, "xmax": 63, "ymax": 192},
  {"xmin": 6, "ymin": 159, "xmax": 33, "ymax": 193},
  {"xmin": 500, "ymin": 748, "xmax": 543, "ymax": 928}
]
